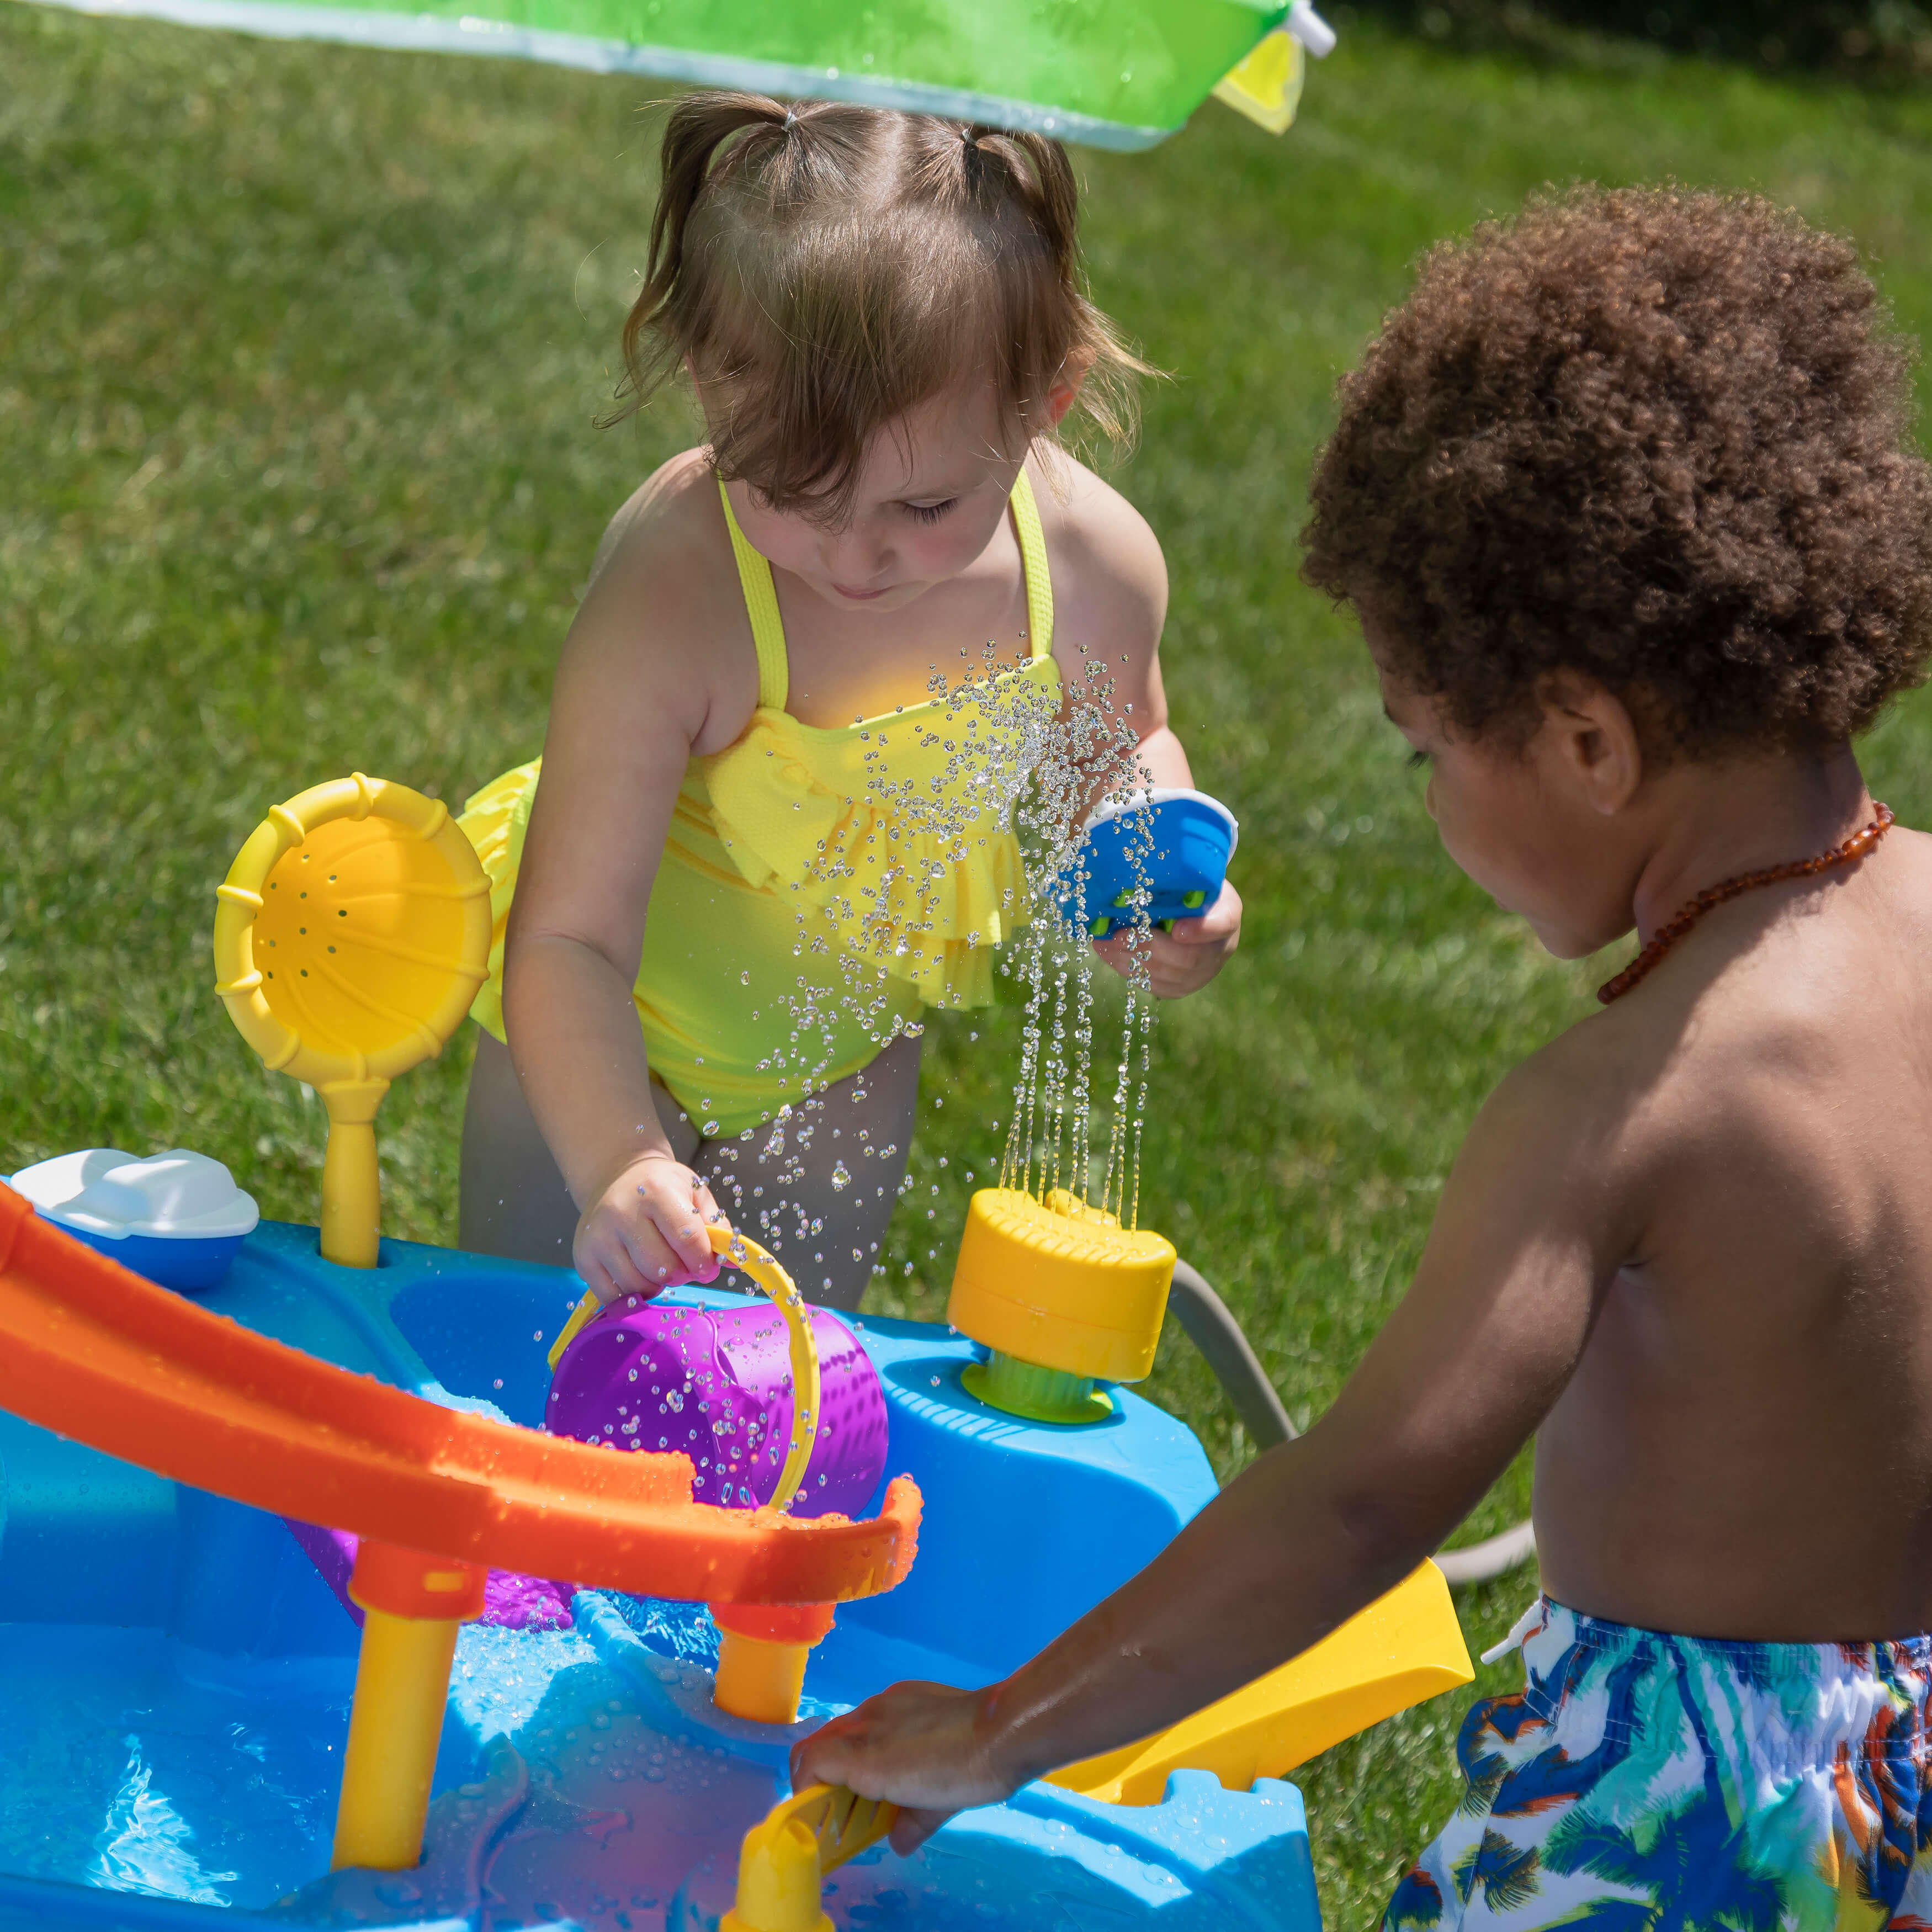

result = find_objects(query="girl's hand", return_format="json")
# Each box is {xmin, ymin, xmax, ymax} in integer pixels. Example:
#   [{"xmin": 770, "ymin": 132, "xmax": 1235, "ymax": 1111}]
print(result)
[
  {"xmin": 1093, "ymin": 878, "xmax": 1243, "ymax": 999},
  {"xmin": 573, "ymin": 1153, "xmax": 724, "ymax": 1303},
  {"xmin": 789, "ymin": 1681, "xmax": 1018, "ymax": 1855}
]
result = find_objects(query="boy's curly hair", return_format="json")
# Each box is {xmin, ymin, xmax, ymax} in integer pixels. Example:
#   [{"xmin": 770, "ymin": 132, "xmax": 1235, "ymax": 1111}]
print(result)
[{"xmin": 1302, "ymin": 187, "xmax": 1932, "ymax": 756}]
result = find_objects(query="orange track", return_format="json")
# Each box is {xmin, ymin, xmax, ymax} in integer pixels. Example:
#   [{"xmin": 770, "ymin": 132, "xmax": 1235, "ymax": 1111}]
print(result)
[{"xmin": 0, "ymin": 1183, "xmax": 919, "ymax": 1605}]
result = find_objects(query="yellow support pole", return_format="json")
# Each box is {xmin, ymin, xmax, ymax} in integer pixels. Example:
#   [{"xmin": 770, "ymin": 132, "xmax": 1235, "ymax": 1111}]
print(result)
[
  {"xmin": 319, "ymin": 1077, "xmax": 387, "ymax": 1270},
  {"xmin": 709, "ymin": 1600, "xmax": 837, "ymax": 1728},
  {"xmin": 713, "ymin": 1630, "xmax": 812, "ymax": 1726},
  {"xmin": 332, "ymin": 1607, "xmax": 463, "ymax": 1870},
  {"xmin": 331, "ymin": 1541, "xmax": 487, "ymax": 1872}
]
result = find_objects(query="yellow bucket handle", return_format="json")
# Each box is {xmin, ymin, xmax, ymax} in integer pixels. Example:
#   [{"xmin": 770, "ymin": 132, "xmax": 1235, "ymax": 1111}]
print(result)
[{"xmin": 546, "ymin": 1222, "xmax": 821, "ymax": 1515}]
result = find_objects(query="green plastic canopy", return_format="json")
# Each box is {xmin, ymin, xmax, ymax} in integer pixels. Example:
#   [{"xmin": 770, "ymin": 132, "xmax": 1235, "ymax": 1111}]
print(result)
[{"xmin": 31, "ymin": 0, "xmax": 1333, "ymax": 147}]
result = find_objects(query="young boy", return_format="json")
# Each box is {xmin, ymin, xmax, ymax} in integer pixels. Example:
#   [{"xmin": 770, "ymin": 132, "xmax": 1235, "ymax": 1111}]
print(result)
[{"xmin": 792, "ymin": 187, "xmax": 1932, "ymax": 1928}]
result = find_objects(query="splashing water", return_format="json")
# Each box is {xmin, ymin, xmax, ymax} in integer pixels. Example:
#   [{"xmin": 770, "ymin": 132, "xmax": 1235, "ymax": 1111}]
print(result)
[
  {"xmin": 710, "ymin": 631, "xmax": 1158, "ymax": 1263},
  {"xmin": 999, "ymin": 645, "xmax": 1159, "ymax": 1227}
]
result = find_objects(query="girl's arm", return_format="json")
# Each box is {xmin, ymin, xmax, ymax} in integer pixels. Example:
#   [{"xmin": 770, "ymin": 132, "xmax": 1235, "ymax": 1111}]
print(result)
[
  {"xmin": 1048, "ymin": 463, "xmax": 1241, "ymax": 998},
  {"xmin": 792, "ymin": 1030, "xmax": 1633, "ymax": 1843},
  {"xmin": 502, "ymin": 460, "xmax": 756, "ymax": 1299}
]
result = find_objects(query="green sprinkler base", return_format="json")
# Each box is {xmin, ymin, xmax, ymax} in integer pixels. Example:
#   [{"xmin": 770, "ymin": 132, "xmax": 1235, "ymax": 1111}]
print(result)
[{"xmin": 961, "ymin": 1350, "xmax": 1116, "ymax": 1425}]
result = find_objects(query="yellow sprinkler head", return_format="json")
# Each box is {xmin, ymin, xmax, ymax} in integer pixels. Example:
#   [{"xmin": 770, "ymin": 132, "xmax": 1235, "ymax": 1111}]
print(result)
[
  {"xmin": 723, "ymin": 1785, "xmax": 897, "ymax": 1932},
  {"xmin": 947, "ymin": 1187, "xmax": 1176, "ymax": 1422},
  {"xmin": 211, "ymin": 773, "xmax": 490, "ymax": 1267}
]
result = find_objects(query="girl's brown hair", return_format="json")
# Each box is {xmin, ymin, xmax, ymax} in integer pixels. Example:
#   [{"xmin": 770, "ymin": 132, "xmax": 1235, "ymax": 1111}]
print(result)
[{"xmin": 619, "ymin": 92, "xmax": 1150, "ymax": 524}]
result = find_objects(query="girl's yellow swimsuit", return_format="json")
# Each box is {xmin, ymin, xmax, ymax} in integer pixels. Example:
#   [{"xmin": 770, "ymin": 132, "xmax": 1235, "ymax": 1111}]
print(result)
[{"xmin": 460, "ymin": 470, "xmax": 1061, "ymax": 1139}]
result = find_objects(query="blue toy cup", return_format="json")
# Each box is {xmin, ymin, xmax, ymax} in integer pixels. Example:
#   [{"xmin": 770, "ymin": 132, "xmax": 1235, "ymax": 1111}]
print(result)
[{"xmin": 1055, "ymin": 788, "xmax": 1239, "ymax": 940}]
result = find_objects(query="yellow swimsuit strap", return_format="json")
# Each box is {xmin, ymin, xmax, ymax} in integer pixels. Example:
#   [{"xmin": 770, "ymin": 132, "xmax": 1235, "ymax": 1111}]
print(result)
[
  {"xmin": 718, "ymin": 480, "xmax": 792, "ymax": 710},
  {"xmin": 1007, "ymin": 467, "xmax": 1054, "ymax": 662},
  {"xmin": 715, "ymin": 468, "xmax": 1055, "ymax": 710}
]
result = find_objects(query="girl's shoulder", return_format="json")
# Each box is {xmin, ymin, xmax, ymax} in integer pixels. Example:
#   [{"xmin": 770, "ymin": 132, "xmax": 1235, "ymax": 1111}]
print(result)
[
  {"xmin": 1029, "ymin": 450, "xmax": 1167, "ymax": 658},
  {"xmin": 587, "ymin": 445, "xmax": 733, "ymax": 591},
  {"xmin": 560, "ymin": 445, "xmax": 761, "ymax": 756}
]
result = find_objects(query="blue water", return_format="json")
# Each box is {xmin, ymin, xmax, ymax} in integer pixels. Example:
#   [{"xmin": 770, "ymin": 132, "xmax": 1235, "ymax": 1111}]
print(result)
[{"xmin": 0, "ymin": 1626, "xmax": 349, "ymax": 1910}]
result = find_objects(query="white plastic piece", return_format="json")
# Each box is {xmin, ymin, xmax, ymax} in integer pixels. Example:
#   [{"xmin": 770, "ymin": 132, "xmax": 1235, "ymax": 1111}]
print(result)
[
  {"xmin": 9, "ymin": 1148, "xmax": 259, "ymax": 1243},
  {"xmin": 1080, "ymin": 786, "xmax": 1241, "ymax": 861},
  {"xmin": 1286, "ymin": 0, "xmax": 1337, "ymax": 57}
]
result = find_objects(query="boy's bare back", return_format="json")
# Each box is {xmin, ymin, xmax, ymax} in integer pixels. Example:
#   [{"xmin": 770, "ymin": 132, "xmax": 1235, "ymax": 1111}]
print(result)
[{"xmin": 1531, "ymin": 819, "xmax": 1932, "ymax": 1639}]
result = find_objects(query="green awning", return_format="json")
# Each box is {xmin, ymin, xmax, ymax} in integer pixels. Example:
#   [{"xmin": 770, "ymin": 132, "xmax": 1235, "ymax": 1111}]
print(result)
[{"xmin": 24, "ymin": 0, "xmax": 1335, "ymax": 148}]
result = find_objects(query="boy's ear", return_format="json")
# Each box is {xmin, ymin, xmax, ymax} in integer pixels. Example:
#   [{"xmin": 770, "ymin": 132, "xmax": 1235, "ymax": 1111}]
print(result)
[{"xmin": 1540, "ymin": 671, "xmax": 1644, "ymax": 815}]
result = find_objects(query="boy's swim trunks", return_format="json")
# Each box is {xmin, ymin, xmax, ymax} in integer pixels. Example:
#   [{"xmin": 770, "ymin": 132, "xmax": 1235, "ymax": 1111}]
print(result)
[{"xmin": 1384, "ymin": 1596, "xmax": 1932, "ymax": 1931}]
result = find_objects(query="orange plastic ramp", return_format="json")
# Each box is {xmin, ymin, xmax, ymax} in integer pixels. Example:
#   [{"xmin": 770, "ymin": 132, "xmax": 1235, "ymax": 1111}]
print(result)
[
  {"xmin": 1048, "ymin": 1559, "xmax": 1473, "ymax": 1804},
  {"xmin": 0, "ymin": 1183, "xmax": 918, "ymax": 1606}
]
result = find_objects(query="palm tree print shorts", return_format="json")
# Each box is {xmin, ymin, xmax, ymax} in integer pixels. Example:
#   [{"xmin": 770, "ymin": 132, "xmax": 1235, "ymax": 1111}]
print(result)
[{"xmin": 1383, "ymin": 1596, "xmax": 1932, "ymax": 1930}]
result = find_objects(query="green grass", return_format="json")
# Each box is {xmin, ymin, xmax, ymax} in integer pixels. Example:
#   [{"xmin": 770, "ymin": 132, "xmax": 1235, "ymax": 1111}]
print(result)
[{"xmin": 7, "ymin": 10, "xmax": 1932, "ymax": 1921}]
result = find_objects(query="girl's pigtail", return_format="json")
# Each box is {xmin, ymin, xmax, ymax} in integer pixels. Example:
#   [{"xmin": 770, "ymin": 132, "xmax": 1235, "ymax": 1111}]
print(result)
[
  {"xmin": 960, "ymin": 128, "xmax": 1149, "ymax": 448},
  {"xmin": 619, "ymin": 92, "xmax": 790, "ymax": 407},
  {"xmin": 972, "ymin": 130, "xmax": 1081, "ymax": 290}
]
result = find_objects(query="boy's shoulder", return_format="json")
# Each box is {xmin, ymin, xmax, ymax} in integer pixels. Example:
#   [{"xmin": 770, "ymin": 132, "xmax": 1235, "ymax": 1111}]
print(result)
[{"xmin": 1484, "ymin": 824, "xmax": 1932, "ymax": 1205}]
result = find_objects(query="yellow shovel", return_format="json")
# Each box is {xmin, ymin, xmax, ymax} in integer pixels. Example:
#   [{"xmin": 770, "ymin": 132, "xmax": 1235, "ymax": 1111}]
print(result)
[{"xmin": 212, "ymin": 773, "xmax": 490, "ymax": 1267}]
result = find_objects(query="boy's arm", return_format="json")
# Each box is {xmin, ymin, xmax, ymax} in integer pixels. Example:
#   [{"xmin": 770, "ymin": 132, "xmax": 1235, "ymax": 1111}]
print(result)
[{"xmin": 793, "ymin": 1036, "xmax": 1633, "ymax": 1840}]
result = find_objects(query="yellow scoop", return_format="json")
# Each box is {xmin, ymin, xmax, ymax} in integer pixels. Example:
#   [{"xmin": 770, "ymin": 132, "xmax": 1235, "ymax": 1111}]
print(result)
[
  {"xmin": 211, "ymin": 773, "xmax": 490, "ymax": 1267},
  {"xmin": 723, "ymin": 1783, "xmax": 899, "ymax": 1932}
]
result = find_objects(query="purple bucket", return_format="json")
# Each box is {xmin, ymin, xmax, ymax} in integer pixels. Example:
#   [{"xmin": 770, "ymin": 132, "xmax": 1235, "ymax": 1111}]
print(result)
[{"xmin": 545, "ymin": 1293, "xmax": 889, "ymax": 1519}]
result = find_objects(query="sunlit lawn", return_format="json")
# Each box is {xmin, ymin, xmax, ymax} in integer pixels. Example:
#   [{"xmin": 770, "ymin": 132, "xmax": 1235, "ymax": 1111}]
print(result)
[{"xmin": 6, "ymin": 7, "xmax": 1932, "ymax": 1917}]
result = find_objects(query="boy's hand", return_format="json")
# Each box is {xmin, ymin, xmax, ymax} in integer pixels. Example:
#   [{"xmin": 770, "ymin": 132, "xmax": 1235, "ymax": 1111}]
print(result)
[
  {"xmin": 574, "ymin": 1152, "xmax": 723, "ymax": 1303},
  {"xmin": 1093, "ymin": 878, "xmax": 1242, "ymax": 998},
  {"xmin": 789, "ymin": 1680, "xmax": 1018, "ymax": 1854}
]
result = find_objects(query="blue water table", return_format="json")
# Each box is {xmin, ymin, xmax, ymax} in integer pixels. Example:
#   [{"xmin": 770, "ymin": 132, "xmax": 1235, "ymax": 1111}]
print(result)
[{"xmin": 0, "ymin": 775, "xmax": 1469, "ymax": 1932}]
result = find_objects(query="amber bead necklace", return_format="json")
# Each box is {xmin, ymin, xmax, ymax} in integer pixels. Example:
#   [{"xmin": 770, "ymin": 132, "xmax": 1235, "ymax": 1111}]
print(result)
[{"xmin": 1596, "ymin": 802, "xmax": 1895, "ymax": 1005}]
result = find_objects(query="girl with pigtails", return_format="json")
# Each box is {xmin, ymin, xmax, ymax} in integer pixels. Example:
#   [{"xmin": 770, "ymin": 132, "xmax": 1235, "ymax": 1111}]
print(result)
[{"xmin": 456, "ymin": 92, "xmax": 1241, "ymax": 1311}]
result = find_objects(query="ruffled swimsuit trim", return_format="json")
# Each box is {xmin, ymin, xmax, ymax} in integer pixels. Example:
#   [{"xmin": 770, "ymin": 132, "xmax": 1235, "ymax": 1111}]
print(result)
[{"xmin": 697, "ymin": 471, "xmax": 1059, "ymax": 1007}]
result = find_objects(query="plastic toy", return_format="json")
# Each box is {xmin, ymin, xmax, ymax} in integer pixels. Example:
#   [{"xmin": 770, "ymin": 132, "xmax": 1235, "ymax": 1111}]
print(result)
[
  {"xmin": 550, "ymin": 1292, "xmax": 890, "ymax": 1726},
  {"xmin": 6, "ymin": 1146, "xmax": 257, "ymax": 1291},
  {"xmin": 1055, "ymin": 787, "xmax": 1239, "ymax": 941},
  {"xmin": 0, "ymin": 763, "xmax": 1479, "ymax": 1930},
  {"xmin": 718, "ymin": 1559, "xmax": 1471, "ymax": 1929},
  {"xmin": 0, "ymin": 1190, "xmax": 1474, "ymax": 1928},
  {"xmin": 545, "ymin": 1240, "xmax": 893, "ymax": 1728},
  {"xmin": 723, "ymin": 1784, "xmax": 899, "ymax": 1932},
  {"xmin": 33, "ymin": 0, "xmax": 1336, "ymax": 158},
  {"xmin": 212, "ymin": 772, "xmax": 490, "ymax": 1267},
  {"xmin": 948, "ymin": 1186, "xmax": 1176, "ymax": 1423},
  {"xmin": 1047, "ymin": 1559, "xmax": 1471, "ymax": 1803},
  {"xmin": 548, "ymin": 1295, "xmax": 887, "ymax": 1519},
  {"xmin": 0, "ymin": 1187, "xmax": 920, "ymax": 1876}
]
